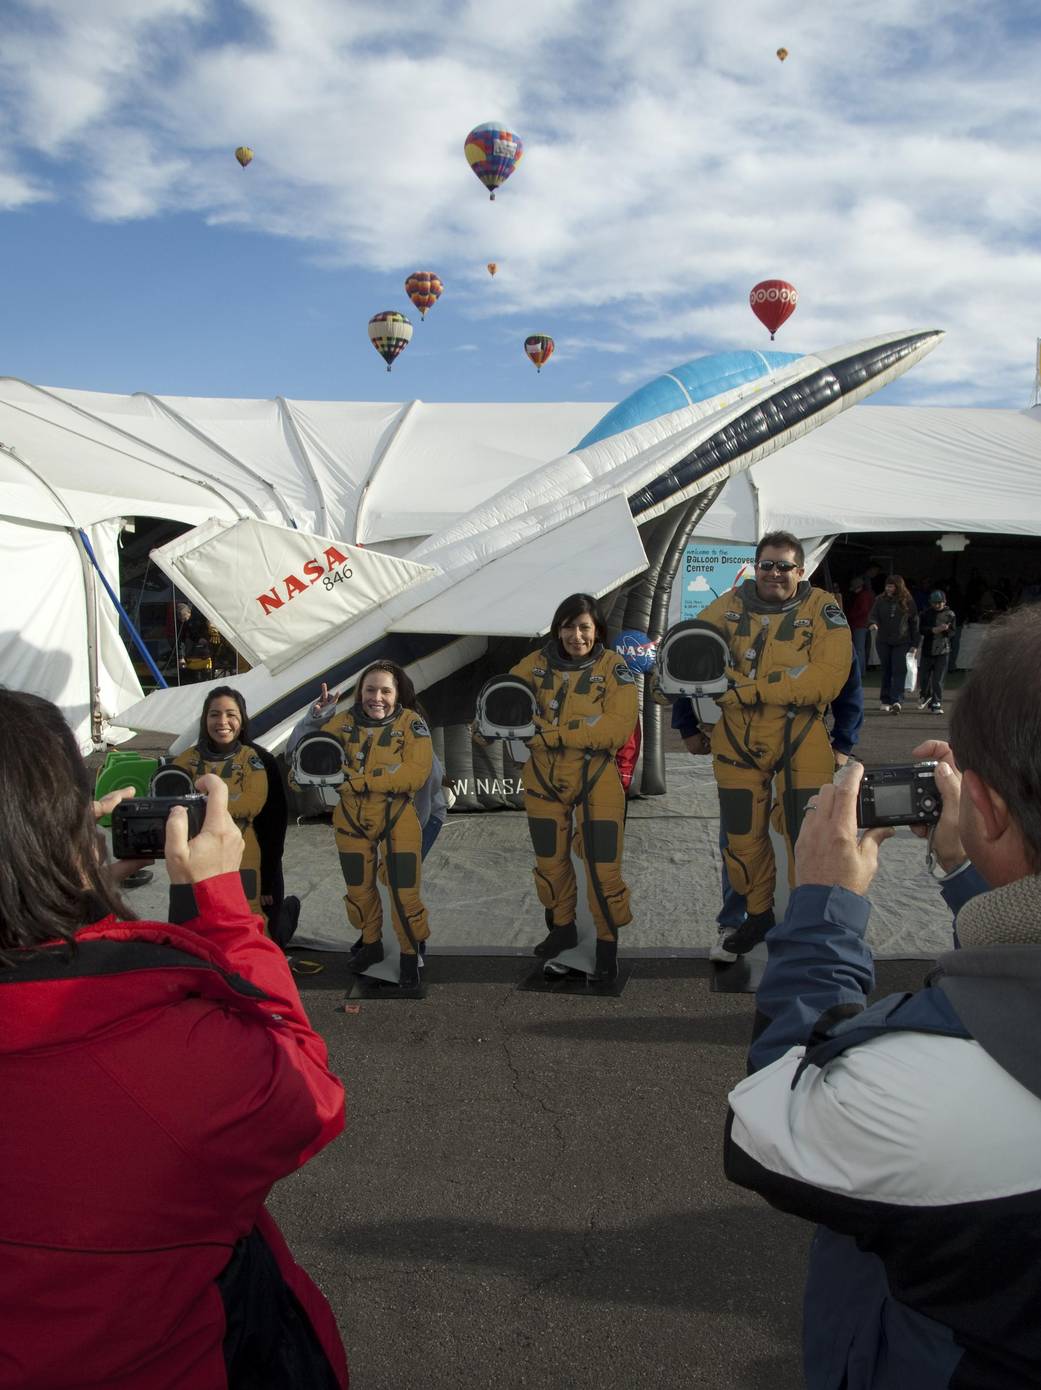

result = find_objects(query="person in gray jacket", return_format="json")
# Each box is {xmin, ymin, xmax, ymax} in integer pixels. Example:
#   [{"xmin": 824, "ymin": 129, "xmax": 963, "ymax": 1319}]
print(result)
[
  {"xmin": 725, "ymin": 604, "xmax": 1041, "ymax": 1389},
  {"xmin": 918, "ymin": 589, "xmax": 957, "ymax": 714}
]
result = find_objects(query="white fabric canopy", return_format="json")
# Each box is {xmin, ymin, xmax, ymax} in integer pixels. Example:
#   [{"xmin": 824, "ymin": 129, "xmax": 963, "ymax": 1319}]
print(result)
[{"xmin": 2, "ymin": 353, "xmax": 1038, "ymax": 752}]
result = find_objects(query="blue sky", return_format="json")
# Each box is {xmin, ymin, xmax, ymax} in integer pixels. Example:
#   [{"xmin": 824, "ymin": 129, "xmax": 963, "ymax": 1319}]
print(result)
[{"xmin": 2, "ymin": 0, "xmax": 1040, "ymax": 408}]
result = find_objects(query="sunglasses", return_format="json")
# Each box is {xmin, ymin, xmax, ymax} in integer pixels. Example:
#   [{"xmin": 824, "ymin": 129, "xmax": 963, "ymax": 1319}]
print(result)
[{"xmin": 755, "ymin": 559, "xmax": 800, "ymax": 573}]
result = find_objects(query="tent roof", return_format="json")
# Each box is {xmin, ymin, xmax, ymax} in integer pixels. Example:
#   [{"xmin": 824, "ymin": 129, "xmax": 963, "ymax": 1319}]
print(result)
[{"xmin": 1, "ymin": 376, "xmax": 1038, "ymax": 547}]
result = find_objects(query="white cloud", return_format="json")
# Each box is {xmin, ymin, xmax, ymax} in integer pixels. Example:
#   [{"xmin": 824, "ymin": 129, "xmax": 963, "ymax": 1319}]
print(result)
[{"xmin": 0, "ymin": 0, "xmax": 1039, "ymax": 402}]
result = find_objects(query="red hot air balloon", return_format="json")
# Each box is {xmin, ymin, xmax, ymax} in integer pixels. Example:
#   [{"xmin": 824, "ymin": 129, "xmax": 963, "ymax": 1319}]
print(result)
[
  {"xmin": 404, "ymin": 270, "xmax": 443, "ymax": 319},
  {"xmin": 749, "ymin": 280, "xmax": 798, "ymax": 340},
  {"xmin": 524, "ymin": 334, "xmax": 554, "ymax": 374}
]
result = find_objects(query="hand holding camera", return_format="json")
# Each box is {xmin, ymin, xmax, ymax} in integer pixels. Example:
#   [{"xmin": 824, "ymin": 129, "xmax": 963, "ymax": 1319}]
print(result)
[
  {"xmin": 795, "ymin": 762, "xmax": 894, "ymax": 896},
  {"xmin": 165, "ymin": 774, "xmax": 244, "ymax": 886}
]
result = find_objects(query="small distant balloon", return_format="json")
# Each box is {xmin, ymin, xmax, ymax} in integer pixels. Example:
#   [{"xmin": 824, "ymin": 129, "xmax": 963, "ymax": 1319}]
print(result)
[
  {"xmin": 368, "ymin": 311, "xmax": 413, "ymax": 371},
  {"xmin": 524, "ymin": 334, "xmax": 554, "ymax": 374},
  {"xmin": 776, "ymin": 47, "xmax": 788, "ymax": 61},
  {"xmin": 464, "ymin": 123, "xmax": 524, "ymax": 200},
  {"xmin": 404, "ymin": 271, "xmax": 443, "ymax": 319},
  {"xmin": 749, "ymin": 280, "xmax": 798, "ymax": 340},
  {"xmin": 486, "ymin": 262, "xmax": 498, "ymax": 276},
  {"xmin": 234, "ymin": 146, "xmax": 254, "ymax": 168}
]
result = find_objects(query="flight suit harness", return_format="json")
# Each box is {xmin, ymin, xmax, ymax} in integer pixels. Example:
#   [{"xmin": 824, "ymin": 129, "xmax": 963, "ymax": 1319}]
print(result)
[
  {"xmin": 701, "ymin": 581, "xmax": 852, "ymax": 916},
  {"xmin": 318, "ymin": 704, "xmax": 433, "ymax": 954},
  {"xmin": 510, "ymin": 643, "xmax": 638, "ymax": 939}
]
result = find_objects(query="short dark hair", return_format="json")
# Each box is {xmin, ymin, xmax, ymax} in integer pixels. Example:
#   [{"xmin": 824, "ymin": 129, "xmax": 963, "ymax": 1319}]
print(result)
[
  {"xmin": 950, "ymin": 605, "xmax": 1041, "ymax": 871},
  {"xmin": 755, "ymin": 531, "xmax": 804, "ymax": 566},
  {"xmin": 356, "ymin": 661, "xmax": 418, "ymax": 712},
  {"xmin": 549, "ymin": 593, "xmax": 608, "ymax": 647},
  {"xmin": 196, "ymin": 686, "xmax": 251, "ymax": 748},
  {"xmin": 0, "ymin": 691, "xmax": 133, "ymax": 963}
]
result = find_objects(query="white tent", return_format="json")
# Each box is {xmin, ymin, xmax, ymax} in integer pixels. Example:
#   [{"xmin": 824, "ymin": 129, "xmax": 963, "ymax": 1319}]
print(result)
[
  {"xmin": 697, "ymin": 404, "xmax": 1041, "ymax": 542},
  {"xmin": 3, "ymin": 355, "xmax": 1038, "ymax": 752}
]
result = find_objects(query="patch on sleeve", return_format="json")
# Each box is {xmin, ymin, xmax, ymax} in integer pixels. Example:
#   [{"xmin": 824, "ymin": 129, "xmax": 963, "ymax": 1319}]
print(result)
[
  {"xmin": 411, "ymin": 718, "xmax": 430, "ymax": 738},
  {"xmin": 822, "ymin": 604, "xmax": 849, "ymax": 629},
  {"xmin": 613, "ymin": 662, "xmax": 635, "ymax": 685},
  {"xmin": 249, "ymin": 753, "xmax": 265, "ymax": 771}
]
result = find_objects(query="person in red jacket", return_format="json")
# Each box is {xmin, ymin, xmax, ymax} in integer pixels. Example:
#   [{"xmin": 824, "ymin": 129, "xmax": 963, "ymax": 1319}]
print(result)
[{"xmin": 0, "ymin": 691, "xmax": 348, "ymax": 1390}]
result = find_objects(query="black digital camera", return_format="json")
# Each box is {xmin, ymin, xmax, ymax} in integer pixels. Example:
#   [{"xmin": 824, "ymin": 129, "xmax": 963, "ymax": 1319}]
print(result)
[
  {"xmin": 857, "ymin": 761, "xmax": 941, "ymax": 829},
  {"xmin": 111, "ymin": 795, "xmax": 207, "ymax": 859}
]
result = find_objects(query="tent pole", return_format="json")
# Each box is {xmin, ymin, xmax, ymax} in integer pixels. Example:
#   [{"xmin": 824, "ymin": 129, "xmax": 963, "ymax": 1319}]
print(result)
[
  {"xmin": 70, "ymin": 529, "xmax": 105, "ymax": 745},
  {"xmin": 76, "ymin": 528, "xmax": 168, "ymax": 691}
]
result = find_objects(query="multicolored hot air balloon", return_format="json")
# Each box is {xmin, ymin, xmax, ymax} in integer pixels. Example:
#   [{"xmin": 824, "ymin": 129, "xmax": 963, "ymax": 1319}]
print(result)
[
  {"xmin": 776, "ymin": 47, "xmax": 788, "ymax": 61},
  {"xmin": 404, "ymin": 271, "xmax": 443, "ymax": 320},
  {"xmin": 486, "ymin": 262, "xmax": 498, "ymax": 276},
  {"xmin": 749, "ymin": 280, "xmax": 798, "ymax": 340},
  {"xmin": 368, "ymin": 311, "xmax": 413, "ymax": 371},
  {"xmin": 524, "ymin": 334, "xmax": 554, "ymax": 374},
  {"xmin": 464, "ymin": 123, "xmax": 523, "ymax": 200},
  {"xmin": 234, "ymin": 146, "xmax": 254, "ymax": 168}
]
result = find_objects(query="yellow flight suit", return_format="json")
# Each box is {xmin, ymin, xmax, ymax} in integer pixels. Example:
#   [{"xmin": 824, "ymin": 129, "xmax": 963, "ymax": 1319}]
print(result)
[
  {"xmin": 701, "ymin": 580, "xmax": 852, "ymax": 916},
  {"xmin": 171, "ymin": 743, "xmax": 268, "ymax": 914},
  {"xmin": 510, "ymin": 643, "xmax": 639, "ymax": 940},
  {"xmin": 317, "ymin": 704, "xmax": 433, "ymax": 955}
]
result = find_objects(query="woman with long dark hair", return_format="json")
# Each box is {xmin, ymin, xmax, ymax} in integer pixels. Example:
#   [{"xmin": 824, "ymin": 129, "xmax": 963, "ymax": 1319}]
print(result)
[
  {"xmin": 0, "ymin": 690, "xmax": 347, "ymax": 1389},
  {"xmin": 165, "ymin": 686, "xmax": 287, "ymax": 928},
  {"xmin": 291, "ymin": 660, "xmax": 433, "ymax": 990},
  {"xmin": 868, "ymin": 574, "xmax": 920, "ymax": 713},
  {"xmin": 507, "ymin": 593, "xmax": 639, "ymax": 983}
]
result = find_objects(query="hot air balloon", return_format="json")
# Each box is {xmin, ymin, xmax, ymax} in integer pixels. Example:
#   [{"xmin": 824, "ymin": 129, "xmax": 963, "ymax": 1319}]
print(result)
[
  {"xmin": 776, "ymin": 47, "xmax": 788, "ymax": 61},
  {"xmin": 464, "ymin": 123, "xmax": 523, "ymax": 200},
  {"xmin": 234, "ymin": 146, "xmax": 254, "ymax": 168},
  {"xmin": 749, "ymin": 280, "xmax": 798, "ymax": 340},
  {"xmin": 368, "ymin": 311, "xmax": 413, "ymax": 371},
  {"xmin": 404, "ymin": 271, "xmax": 443, "ymax": 320},
  {"xmin": 486, "ymin": 262, "xmax": 498, "ymax": 277},
  {"xmin": 524, "ymin": 334, "xmax": 554, "ymax": 374}
]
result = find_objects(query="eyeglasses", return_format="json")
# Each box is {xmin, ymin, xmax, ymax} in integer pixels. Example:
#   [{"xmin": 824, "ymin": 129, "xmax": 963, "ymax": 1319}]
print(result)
[{"xmin": 755, "ymin": 559, "xmax": 800, "ymax": 573}]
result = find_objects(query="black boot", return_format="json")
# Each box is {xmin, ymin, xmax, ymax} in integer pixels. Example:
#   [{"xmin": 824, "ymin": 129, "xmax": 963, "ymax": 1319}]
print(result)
[
  {"xmin": 398, "ymin": 953, "xmax": 420, "ymax": 990},
  {"xmin": 721, "ymin": 909, "xmax": 775, "ymax": 957},
  {"xmin": 534, "ymin": 922, "xmax": 578, "ymax": 958},
  {"xmin": 348, "ymin": 934, "xmax": 365, "ymax": 956},
  {"xmin": 349, "ymin": 940, "xmax": 385, "ymax": 973},
  {"xmin": 587, "ymin": 938, "xmax": 618, "ymax": 985}
]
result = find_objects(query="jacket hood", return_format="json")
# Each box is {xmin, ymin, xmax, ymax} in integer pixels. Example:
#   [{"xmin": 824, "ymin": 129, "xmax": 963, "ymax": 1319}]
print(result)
[
  {"xmin": 0, "ymin": 918, "xmax": 271, "ymax": 1057},
  {"xmin": 936, "ymin": 940, "xmax": 1041, "ymax": 1103}
]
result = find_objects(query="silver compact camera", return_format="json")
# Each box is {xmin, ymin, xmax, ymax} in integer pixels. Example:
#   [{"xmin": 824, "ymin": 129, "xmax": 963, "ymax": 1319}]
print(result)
[{"xmin": 857, "ymin": 761, "xmax": 941, "ymax": 829}]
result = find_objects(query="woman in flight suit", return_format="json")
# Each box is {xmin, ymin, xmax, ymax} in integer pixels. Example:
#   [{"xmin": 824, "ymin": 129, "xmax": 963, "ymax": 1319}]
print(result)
[
  {"xmin": 293, "ymin": 661, "xmax": 432, "ymax": 990},
  {"xmin": 509, "ymin": 593, "xmax": 639, "ymax": 983},
  {"xmin": 168, "ymin": 687, "xmax": 287, "ymax": 925}
]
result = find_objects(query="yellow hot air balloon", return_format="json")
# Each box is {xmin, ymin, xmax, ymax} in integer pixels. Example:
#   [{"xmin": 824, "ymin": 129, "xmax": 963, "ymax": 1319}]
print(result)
[
  {"xmin": 235, "ymin": 146, "xmax": 254, "ymax": 168},
  {"xmin": 776, "ymin": 47, "xmax": 788, "ymax": 61},
  {"xmin": 487, "ymin": 262, "xmax": 498, "ymax": 276}
]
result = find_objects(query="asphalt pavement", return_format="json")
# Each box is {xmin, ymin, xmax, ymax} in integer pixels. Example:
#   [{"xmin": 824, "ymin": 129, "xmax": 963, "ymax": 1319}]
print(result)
[{"xmin": 267, "ymin": 675, "xmax": 956, "ymax": 1390}]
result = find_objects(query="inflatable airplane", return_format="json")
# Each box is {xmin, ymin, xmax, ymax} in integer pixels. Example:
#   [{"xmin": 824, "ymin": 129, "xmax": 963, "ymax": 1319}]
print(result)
[{"xmin": 117, "ymin": 330, "xmax": 942, "ymax": 761}]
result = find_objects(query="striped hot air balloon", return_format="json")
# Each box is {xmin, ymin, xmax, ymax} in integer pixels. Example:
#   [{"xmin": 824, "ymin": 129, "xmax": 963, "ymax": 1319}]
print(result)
[
  {"xmin": 234, "ymin": 146, "xmax": 254, "ymax": 168},
  {"xmin": 524, "ymin": 334, "xmax": 554, "ymax": 374},
  {"xmin": 368, "ymin": 311, "xmax": 413, "ymax": 371},
  {"xmin": 404, "ymin": 271, "xmax": 443, "ymax": 320}
]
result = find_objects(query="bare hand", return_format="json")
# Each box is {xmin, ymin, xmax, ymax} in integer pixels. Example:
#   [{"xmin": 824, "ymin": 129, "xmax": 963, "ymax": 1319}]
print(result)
[
  {"xmin": 683, "ymin": 731, "xmax": 712, "ymax": 756},
  {"xmin": 833, "ymin": 751, "xmax": 850, "ymax": 768},
  {"xmin": 909, "ymin": 738, "xmax": 966, "ymax": 870},
  {"xmin": 795, "ymin": 762, "xmax": 893, "ymax": 896},
  {"xmin": 312, "ymin": 681, "xmax": 340, "ymax": 717},
  {"xmin": 165, "ymin": 774, "xmax": 244, "ymax": 885},
  {"xmin": 94, "ymin": 785, "xmax": 154, "ymax": 882}
]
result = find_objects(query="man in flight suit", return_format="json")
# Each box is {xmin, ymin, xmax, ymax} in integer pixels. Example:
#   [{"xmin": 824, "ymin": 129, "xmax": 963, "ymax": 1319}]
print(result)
[{"xmin": 699, "ymin": 531, "xmax": 852, "ymax": 960}]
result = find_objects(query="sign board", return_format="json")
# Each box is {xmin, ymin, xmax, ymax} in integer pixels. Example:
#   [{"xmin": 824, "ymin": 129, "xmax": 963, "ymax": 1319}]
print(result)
[{"xmin": 678, "ymin": 541, "xmax": 757, "ymax": 621}]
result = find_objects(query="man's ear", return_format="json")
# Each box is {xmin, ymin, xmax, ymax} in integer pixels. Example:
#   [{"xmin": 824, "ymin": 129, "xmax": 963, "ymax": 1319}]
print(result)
[{"xmin": 962, "ymin": 768, "xmax": 1010, "ymax": 844}]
